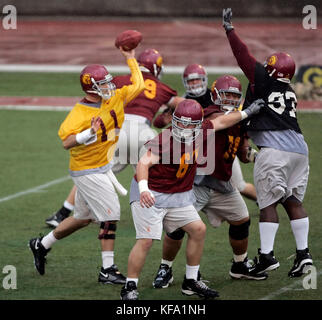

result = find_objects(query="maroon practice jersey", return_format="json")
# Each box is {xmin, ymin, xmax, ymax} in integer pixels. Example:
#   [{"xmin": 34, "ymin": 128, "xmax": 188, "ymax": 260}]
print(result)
[
  {"xmin": 136, "ymin": 120, "xmax": 214, "ymax": 193},
  {"xmin": 201, "ymin": 105, "xmax": 247, "ymax": 181},
  {"xmin": 113, "ymin": 72, "xmax": 177, "ymax": 123}
]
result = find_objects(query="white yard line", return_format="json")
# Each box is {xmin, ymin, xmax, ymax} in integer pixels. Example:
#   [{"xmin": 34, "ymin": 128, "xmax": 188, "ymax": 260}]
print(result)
[
  {"xmin": 0, "ymin": 176, "xmax": 71, "ymax": 203},
  {"xmin": 0, "ymin": 64, "xmax": 243, "ymax": 74},
  {"xmin": 0, "ymin": 105, "xmax": 73, "ymax": 111},
  {"xmin": 259, "ymin": 269, "xmax": 322, "ymax": 300}
]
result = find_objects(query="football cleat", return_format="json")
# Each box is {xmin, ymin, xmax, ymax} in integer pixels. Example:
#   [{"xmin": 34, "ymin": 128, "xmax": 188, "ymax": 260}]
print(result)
[
  {"xmin": 98, "ymin": 265, "xmax": 126, "ymax": 284},
  {"xmin": 288, "ymin": 248, "xmax": 313, "ymax": 278},
  {"xmin": 120, "ymin": 281, "xmax": 139, "ymax": 300},
  {"xmin": 153, "ymin": 263, "xmax": 174, "ymax": 288},
  {"xmin": 230, "ymin": 257, "xmax": 268, "ymax": 280},
  {"xmin": 250, "ymin": 249, "xmax": 280, "ymax": 275},
  {"xmin": 45, "ymin": 210, "xmax": 69, "ymax": 228},
  {"xmin": 29, "ymin": 237, "xmax": 51, "ymax": 275},
  {"xmin": 181, "ymin": 276, "xmax": 219, "ymax": 299}
]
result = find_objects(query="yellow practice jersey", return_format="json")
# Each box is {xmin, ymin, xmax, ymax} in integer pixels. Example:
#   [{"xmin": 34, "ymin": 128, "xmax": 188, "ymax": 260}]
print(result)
[{"xmin": 58, "ymin": 58, "xmax": 145, "ymax": 172}]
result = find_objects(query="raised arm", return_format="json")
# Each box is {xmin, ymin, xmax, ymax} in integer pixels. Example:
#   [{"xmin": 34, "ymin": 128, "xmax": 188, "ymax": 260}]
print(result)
[
  {"xmin": 223, "ymin": 8, "xmax": 257, "ymax": 84},
  {"xmin": 119, "ymin": 47, "xmax": 145, "ymax": 104}
]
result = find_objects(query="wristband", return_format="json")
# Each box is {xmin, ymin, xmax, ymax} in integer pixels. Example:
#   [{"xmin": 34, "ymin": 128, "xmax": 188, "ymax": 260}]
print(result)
[
  {"xmin": 76, "ymin": 128, "xmax": 96, "ymax": 145},
  {"xmin": 138, "ymin": 179, "xmax": 149, "ymax": 193},
  {"xmin": 138, "ymin": 179, "xmax": 155, "ymax": 198},
  {"xmin": 239, "ymin": 110, "xmax": 248, "ymax": 120}
]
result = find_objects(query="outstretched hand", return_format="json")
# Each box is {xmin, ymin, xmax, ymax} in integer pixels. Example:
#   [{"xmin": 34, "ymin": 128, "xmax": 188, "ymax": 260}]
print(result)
[
  {"xmin": 244, "ymin": 99, "xmax": 265, "ymax": 117},
  {"xmin": 223, "ymin": 8, "xmax": 234, "ymax": 32}
]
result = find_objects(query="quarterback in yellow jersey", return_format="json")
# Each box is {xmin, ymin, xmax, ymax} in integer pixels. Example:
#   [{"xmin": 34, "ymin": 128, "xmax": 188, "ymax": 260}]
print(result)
[
  {"xmin": 29, "ymin": 47, "xmax": 145, "ymax": 285},
  {"xmin": 59, "ymin": 54, "xmax": 145, "ymax": 172}
]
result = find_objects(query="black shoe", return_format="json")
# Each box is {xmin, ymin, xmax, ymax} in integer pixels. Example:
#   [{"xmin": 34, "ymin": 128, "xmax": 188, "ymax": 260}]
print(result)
[
  {"xmin": 45, "ymin": 210, "xmax": 69, "ymax": 228},
  {"xmin": 120, "ymin": 281, "xmax": 139, "ymax": 300},
  {"xmin": 288, "ymin": 248, "xmax": 313, "ymax": 278},
  {"xmin": 28, "ymin": 237, "xmax": 51, "ymax": 275},
  {"xmin": 251, "ymin": 249, "xmax": 280, "ymax": 275},
  {"xmin": 153, "ymin": 263, "xmax": 174, "ymax": 288},
  {"xmin": 230, "ymin": 257, "xmax": 268, "ymax": 280},
  {"xmin": 98, "ymin": 265, "xmax": 126, "ymax": 284},
  {"xmin": 181, "ymin": 276, "xmax": 219, "ymax": 299}
]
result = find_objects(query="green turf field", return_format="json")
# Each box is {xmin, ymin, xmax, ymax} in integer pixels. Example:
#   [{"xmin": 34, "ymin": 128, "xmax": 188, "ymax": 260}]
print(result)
[{"xmin": 0, "ymin": 72, "xmax": 321, "ymax": 300}]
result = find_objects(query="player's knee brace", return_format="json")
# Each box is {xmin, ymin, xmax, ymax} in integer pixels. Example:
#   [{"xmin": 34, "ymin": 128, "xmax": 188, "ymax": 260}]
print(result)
[
  {"xmin": 98, "ymin": 221, "xmax": 117, "ymax": 240},
  {"xmin": 229, "ymin": 219, "xmax": 250, "ymax": 240},
  {"xmin": 166, "ymin": 228, "xmax": 185, "ymax": 241}
]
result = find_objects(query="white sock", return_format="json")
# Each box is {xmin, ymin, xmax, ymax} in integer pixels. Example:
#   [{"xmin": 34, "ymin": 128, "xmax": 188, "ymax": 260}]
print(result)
[
  {"xmin": 161, "ymin": 259, "xmax": 173, "ymax": 267},
  {"xmin": 233, "ymin": 252, "xmax": 247, "ymax": 263},
  {"xmin": 41, "ymin": 231, "xmax": 57, "ymax": 249},
  {"xmin": 102, "ymin": 251, "xmax": 114, "ymax": 269},
  {"xmin": 185, "ymin": 265, "xmax": 199, "ymax": 280},
  {"xmin": 64, "ymin": 200, "xmax": 74, "ymax": 211},
  {"xmin": 259, "ymin": 222, "xmax": 279, "ymax": 254},
  {"xmin": 126, "ymin": 278, "xmax": 138, "ymax": 286},
  {"xmin": 290, "ymin": 217, "xmax": 309, "ymax": 250}
]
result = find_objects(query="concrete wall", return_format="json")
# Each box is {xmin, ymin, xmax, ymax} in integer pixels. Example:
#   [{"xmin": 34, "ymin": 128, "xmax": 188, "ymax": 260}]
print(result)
[{"xmin": 1, "ymin": 0, "xmax": 321, "ymax": 18}]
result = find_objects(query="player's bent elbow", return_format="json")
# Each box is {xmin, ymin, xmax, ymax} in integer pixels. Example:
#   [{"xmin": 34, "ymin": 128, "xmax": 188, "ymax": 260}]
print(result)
[{"xmin": 137, "ymin": 81, "xmax": 146, "ymax": 93}]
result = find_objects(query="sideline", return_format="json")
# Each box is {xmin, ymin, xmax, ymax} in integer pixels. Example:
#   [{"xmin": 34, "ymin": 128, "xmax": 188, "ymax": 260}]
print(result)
[{"xmin": 0, "ymin": 176, "xmax": 71, "ymax": 203}]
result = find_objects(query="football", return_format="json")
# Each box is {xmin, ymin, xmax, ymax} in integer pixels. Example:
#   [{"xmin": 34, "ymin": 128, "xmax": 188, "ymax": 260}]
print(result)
[{"xmin": 115, "ymin": 30, "xmax": 142, "ymax": 51}]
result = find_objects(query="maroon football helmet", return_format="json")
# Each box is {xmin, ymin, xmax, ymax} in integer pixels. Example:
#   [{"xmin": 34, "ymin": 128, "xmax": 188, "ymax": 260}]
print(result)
[
  {"xmin": 263, "ymin": 52, "xmax": 296, "ymax": 83},
  {"xmin": 137, "ymin": 48, "xmax": 163, "ymax": 78},
  {"xmin": 211, "ymin": 75, "xmax": 242, "ymax": 112},
  {"xmin": 80, "ymin": 64, "xmax": 116, "ymax": 100},
  {"xmin": 182, "ymin": 64, "xmax": 208, "ymax": 97},
  {"xmin": 172, "ymin": 99, "xmax": 204, "ymax": 143}
]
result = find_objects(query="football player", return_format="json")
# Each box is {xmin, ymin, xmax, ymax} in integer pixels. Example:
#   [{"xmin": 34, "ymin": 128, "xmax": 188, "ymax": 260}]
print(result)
[
  {"xmin": 120, "ymin": 97, "xmax": 265, "ymax": 300},
  {"xmin": 154, "ymin": 63, "xmax": 257, "ymax": 201},
  {"xmin": 222, "ymin": 8, "xmax": 313, "ymax": 277},
  {"xmin": 29, "ymin": 47, "xmax": 145, "ymax": 284},
  {"xmin": 45, "ymin": 48, "xmax": 183, "ymax": 227},
  {"xmin": 152, "ymin": 76, "xmax": 266, "ymax": 290}
]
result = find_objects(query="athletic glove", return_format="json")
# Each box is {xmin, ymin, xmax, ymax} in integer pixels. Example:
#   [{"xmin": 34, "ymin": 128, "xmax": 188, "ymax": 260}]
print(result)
[
  {"xmin": 223, "ymin": 8, "xmax": 234, "ymax": 32},
  {"xmin": 244, "ymin": 99, "xmax": 265, "ymax": 117}
]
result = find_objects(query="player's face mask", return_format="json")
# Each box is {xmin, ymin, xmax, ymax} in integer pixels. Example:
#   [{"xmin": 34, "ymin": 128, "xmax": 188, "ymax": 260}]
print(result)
[
  {"xmin": 219, "ymin": 91, "xmax": 242, "ymax": 112},
  {"xmin": 91, "ymin": 75, "xmax": 116, "ymax": 100},
  {"xmin": 172, "ymin": 118, "xmax": 202, "ymax": 144},
  {"xmin": 185, "ymin": 77, "xmax": 207, "ymax": 97}
]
